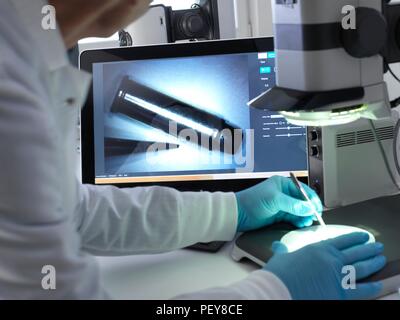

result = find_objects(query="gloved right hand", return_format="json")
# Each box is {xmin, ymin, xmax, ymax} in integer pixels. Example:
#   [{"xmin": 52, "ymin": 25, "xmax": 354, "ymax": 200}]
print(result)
[
  {"xmin": 264, "ymin": 232, "xmax": 386, "ymax": 300},
  {"xmin": 235, "ymin": 176, "xmax": 323, "ymax": 232}
]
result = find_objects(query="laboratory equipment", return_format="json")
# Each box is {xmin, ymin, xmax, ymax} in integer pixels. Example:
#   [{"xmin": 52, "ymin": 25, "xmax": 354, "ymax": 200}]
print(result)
[
  {"xmin": 80, "ymin": 37, "xmax": 309, "ymax": 252},
  {"xmin": 125, "ymin": 0, "xmax": 221, "ymax": 45},
  {"xmin": 249, "ymin": 0, "xmax": 400, "ymax": 127},
  {"xmin": 232, "ymin": 194, "xmax": 400, "ymax": 298},
  {"xmin": 235, "ymin": 1, "xmax": 400, "ymax": 297},
  {"xmin": 247, "ymin": 1, "xmax": 400, "ymax": 208},
  {"xmin": 308, "ymin": 116, "xmax": 400, "ymax": 208},
  {"xmin": 280, "ymin": 225, "xmax": 375, "ymax": 253},
  {"xmin": 80, "ymin": 37, "xmax": 308, "ymax": 190}
]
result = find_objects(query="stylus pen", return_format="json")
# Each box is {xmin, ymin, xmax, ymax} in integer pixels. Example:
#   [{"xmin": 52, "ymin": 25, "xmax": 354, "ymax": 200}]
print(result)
[{"xmin": 289, "ymin": 172, "xmax": 327, "ymax": 228}]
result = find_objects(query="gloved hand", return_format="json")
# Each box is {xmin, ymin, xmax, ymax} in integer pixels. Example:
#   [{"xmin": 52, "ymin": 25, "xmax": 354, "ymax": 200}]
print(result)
[
  {"xmin": 235, "ymin": 176, "xmax": 323, "ymax": 232},
  {"xmin": 264, "ymin": 232, "xmax": 386, "ymax": 300}
]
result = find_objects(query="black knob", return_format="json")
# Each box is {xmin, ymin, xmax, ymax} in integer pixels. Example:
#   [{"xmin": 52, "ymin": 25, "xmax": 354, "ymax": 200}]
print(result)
[
  {"xmin": 341, "ymin": 7, "xmax": 388, "ymax": 58},
  {"xmin": 179, "ymin": 13, "xmax": 205, "ymax": 38}
]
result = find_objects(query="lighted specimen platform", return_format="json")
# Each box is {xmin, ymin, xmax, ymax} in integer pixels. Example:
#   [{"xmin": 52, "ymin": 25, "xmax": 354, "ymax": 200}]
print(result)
[{"xmin": 280, "ymin": 225, "xmax": 375, "ymax": 253}]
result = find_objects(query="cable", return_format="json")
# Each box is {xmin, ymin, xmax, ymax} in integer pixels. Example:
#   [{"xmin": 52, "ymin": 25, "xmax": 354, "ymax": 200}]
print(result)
[
  {"xmin": 394, "ymin": 119, "xmax": 400, "ymax": 177},
  {"xmin": 384, "ymin": 59, "xmax": 400, "ymax": 108},
  {"xmin": 391, "ymin": 97, "xmax": 400, "ymax": 109},
  {"xmin": 386, "ymin": 61, "xmax": 400, "ymax": 83},
  {"xmin": 368, "ymin": 119, "xmax": 400, "ymax": 191}
]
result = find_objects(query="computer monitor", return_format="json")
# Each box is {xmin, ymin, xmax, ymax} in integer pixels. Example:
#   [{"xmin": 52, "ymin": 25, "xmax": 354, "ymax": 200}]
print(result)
[{"xmin": 80, "ymin": 38, "xmax": 308, "ymax": 192}]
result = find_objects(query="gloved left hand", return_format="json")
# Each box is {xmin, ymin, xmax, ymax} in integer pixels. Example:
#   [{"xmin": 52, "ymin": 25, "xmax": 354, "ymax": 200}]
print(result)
[
  {"xmin": 264, "ymin": 233, "xmax": 386, "ymax": 300},
  {"xmin": 236, "ymin": 176, "xmax": 323, "ymax": 232}
]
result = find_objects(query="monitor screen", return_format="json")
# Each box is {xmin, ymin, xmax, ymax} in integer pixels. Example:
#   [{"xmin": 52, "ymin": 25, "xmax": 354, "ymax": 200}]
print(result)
[{"xmin": 85, "ymin": 39, "xmax": 308, "ymax": 186}]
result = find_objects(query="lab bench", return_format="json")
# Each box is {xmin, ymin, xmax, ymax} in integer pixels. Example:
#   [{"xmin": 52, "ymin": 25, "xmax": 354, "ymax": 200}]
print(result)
[{"xmin": 96, "ymin": 240, "xmax": 400, "ymax": 300}]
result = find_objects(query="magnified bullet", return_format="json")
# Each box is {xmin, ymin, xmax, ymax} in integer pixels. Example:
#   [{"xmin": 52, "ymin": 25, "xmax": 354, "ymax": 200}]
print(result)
[{"xmin": 111, "ymin": 76, "xmax": 243, "ymax": 154}]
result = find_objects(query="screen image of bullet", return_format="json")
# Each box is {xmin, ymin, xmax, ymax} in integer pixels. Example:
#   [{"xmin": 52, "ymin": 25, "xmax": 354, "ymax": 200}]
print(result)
[
  {"xmin": 104, "ymin": 137, "xmax": 180, "ymax": 157},
  {"xmin": 110, "ymin": 76, "xmax": 243, "ymax": 155}
]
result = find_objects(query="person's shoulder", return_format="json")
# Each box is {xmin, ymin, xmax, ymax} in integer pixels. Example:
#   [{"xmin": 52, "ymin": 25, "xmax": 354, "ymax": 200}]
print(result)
[{"xmin": 0, "ymin": 0, "xmax": 39, "ymax": 70}]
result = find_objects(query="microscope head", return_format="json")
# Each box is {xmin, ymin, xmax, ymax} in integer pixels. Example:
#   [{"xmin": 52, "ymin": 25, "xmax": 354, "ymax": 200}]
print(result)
[{"xmin": 249, "ymin": 0, "xmax": 393, "ymax": 126}]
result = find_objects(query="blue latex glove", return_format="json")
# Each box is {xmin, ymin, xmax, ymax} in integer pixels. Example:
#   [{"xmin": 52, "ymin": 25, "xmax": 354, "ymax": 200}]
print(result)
[
  {"xmin": 236, "ymin": 176, "xmax": 323, "ymax": 232},
  {"xmin": 264, "ymin": 232, "xmax": 386, "ymax": 300}
]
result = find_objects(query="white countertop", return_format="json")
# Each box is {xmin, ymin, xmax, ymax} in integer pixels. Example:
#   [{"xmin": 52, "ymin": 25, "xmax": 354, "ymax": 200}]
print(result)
[{"xmin": 96, "ymin": 241, "xmax": 400, "ymax": 300}]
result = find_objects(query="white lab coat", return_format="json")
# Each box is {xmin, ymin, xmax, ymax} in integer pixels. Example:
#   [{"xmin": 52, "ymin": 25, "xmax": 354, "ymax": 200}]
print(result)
[{"xmin": 0, "ymin": 0, "xmax": 291, "ymax": 300}]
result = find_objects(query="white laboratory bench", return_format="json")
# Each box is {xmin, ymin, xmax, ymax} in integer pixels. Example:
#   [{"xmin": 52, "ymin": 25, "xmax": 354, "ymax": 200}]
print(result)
[
  {"xmin": 96, "ymin": 240, "xmax": 256, "ymax": 300},
  {"xmin": 95, "ymin": 240, "xmax": 400, "ymax": 300}
]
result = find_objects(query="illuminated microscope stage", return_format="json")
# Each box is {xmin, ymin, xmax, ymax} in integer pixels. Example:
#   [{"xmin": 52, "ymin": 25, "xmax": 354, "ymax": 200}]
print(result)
[
  {"xmin": 281, "ymin": 225, "xmax": 375, "ymax": 253},
  {"xmin": 232, "ymin": 194, "xmax": 400, "ymax": 297}
]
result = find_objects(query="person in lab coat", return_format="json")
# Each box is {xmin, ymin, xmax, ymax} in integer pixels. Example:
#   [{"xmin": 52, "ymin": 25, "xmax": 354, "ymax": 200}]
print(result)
[{"xmin": 0, "ymin": 0, "xmax": 386, "ymax": 300}]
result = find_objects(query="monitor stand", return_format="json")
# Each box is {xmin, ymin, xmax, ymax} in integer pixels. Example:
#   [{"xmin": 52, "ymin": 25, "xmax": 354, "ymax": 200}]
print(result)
[{"xmin": 232, "ymin": 194, "xmax": 400, "ymax": 298}]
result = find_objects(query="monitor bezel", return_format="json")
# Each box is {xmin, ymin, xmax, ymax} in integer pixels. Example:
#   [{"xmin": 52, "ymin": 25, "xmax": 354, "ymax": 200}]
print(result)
[{"xmin": 80, "ymin": 37, "xmax": 308, "ymax": 192}]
